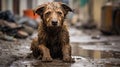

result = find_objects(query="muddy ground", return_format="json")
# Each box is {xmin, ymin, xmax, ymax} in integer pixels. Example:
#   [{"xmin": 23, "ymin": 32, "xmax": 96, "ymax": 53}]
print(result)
[{"xmin": 0, "ymin": 28, "xmax": 120, "ymax": 67}]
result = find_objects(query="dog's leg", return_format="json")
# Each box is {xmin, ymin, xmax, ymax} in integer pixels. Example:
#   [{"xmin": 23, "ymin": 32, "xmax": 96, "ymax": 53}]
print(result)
[
  {"xmin": 38, "ymin": 45, "xmax": 53, "ymax": 62},
  {"xmin": 31, "ymin": 38, "xmax": 40, "ymax": 58},
  {"xmin": 62, "ymin": 44, "xmax": 73, "ymax": 62}
]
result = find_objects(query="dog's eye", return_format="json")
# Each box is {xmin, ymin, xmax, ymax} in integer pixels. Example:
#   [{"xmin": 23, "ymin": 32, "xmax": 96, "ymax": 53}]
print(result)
[
  {"xmin": 57, "ymin": 11, "xmax": 62, "ymax": 15},
  {"xmin": 45, "ymin": 12, "xmax": 51, "ymax": 16}
]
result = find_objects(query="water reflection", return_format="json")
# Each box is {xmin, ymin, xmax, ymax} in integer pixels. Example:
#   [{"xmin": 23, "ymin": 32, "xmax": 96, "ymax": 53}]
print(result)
[{"xmin": 71, "ymin": 42, "xmax": 120, "ymax": 67}]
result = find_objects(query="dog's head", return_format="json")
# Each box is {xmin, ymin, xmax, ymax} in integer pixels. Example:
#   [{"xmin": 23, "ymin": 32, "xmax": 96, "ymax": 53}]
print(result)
[{"xmin": 34, "ymin": 2, "xmax": 73, "ymax": 27}]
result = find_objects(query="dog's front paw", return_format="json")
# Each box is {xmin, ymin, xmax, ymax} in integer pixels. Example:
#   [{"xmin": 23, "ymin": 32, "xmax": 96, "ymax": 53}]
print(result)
[
  {"xmin": 42, "ymin": 56, "xmax": 53, "ymax": 62},
  {"xmin": 63, "ymin": 56, "xmax": 75, "ymax": 62}
]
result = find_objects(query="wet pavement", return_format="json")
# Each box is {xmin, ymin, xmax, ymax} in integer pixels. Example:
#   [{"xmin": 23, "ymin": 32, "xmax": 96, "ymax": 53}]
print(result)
[{"xmin": 0, "ymin": 28, "xmax": 120, "ymax": 67}]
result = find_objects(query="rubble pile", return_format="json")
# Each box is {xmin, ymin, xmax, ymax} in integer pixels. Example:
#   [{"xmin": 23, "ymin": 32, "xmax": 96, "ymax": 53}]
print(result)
[{"xmin": 0, "ymin": 10, "xmax": 38, "ymax": 41}]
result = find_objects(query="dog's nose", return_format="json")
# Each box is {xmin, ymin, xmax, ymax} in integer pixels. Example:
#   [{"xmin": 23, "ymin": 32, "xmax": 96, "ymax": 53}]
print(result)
[{"xmin": 52, "ymin": 20, "xmax": 58, "ymax": 26}]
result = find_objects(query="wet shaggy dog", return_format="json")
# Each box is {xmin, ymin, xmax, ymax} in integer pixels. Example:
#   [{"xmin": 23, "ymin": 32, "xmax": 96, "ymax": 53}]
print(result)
[{"xmin": 31, "ymin": 2, "xmax": 73, "ymax": 62}]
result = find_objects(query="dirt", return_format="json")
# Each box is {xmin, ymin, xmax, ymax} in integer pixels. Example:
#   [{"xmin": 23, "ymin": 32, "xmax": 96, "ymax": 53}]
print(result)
[{"xmin": 0, "ymin": 29, "xmax": 120, "ymax": 67}]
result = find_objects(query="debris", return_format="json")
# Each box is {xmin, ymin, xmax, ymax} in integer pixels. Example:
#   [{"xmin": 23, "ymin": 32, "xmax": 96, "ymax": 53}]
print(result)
[
  {"xmin": 0, "ymin": 19, "xmax": 35, "ymax": 40},
  {"xmin": 0, "ymin": 10, "xmax": 15, "ymax": 22},
  {"xmin": 0, "ymin": 32, "xmax": 17, "ymax": 41},
  {"xmin": 21, "ymin": 25, "xmax": 34, "ymax": 35},
  {"xmin": 16, "ymin": 30, "xmax": 29, "ymax": 38}
]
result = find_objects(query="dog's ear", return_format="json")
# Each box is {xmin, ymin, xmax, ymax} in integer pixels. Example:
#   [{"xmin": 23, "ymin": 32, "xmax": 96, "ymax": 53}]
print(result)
[
  {"xmin": 34, "ymin": 4, "xmax": 46, "ymax": 17},
  {"xmin": 61, "ymin": 3, "xmax": 73, "ymax": 14}
]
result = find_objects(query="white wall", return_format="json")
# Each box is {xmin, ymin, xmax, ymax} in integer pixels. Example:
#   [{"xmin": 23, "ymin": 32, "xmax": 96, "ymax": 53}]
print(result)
[
  {"xmin": 37, "ymin": 0, "xmax": 54, "ymax": 6},
  {"xmin": 1, "ymin": 0, "xmax": 13, "ymax": 12},
  {"xmin": 7, "ymin": 0, "xmax": 13, "ymax": 12},
  {"xmin": 20, "ymin": 0, "xmax": 27, "ymax": 16},
  {"xmin": 1, "ymin": 0, "xmax": 7, "ymax": 11}
]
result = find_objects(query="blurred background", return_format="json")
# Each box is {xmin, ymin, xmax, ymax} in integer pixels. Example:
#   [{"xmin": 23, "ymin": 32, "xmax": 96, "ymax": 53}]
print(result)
[
  {"xmin": 0, "ymin": 0, "xmax": 120, "ymax": 35},
  {"xmin": 0, "ymin": 0, "xmax": 120, "ymax": 67}
]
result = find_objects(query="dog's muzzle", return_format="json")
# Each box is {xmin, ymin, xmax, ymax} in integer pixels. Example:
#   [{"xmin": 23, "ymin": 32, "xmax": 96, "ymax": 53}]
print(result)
[{"xmin": 52, "ymin": 19, "xmax": 58, "ymax": 26}]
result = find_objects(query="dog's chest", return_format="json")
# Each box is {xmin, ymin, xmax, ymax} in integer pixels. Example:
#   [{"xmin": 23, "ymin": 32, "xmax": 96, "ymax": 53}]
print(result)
[
  {"xmin": 46, "ymin": 35, "xmax": 62, "ymax": 58},
  {"xmin": 46, "ymin": 35, "xmax": 62, "ymax": 50},
  {"xmin": 46, "ymin": 35, "xmax": 61, "ymax": 46}
]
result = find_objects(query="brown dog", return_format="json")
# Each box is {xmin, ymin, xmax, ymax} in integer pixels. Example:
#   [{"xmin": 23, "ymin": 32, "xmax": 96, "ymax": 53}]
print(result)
[{"xmin": 31, "ymin": 2, "xmax": 73, "ymax": 62}]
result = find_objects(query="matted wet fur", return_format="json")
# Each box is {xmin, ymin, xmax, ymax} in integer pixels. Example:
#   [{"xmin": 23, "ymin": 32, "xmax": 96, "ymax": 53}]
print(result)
[{"xmin": 31, "ymin": 2, "xmax": 73, "ymax": 62}]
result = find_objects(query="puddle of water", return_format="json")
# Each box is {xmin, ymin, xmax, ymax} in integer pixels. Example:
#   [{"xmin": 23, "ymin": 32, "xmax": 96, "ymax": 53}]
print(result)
[{"xmin": 71, "ymin": 42, "xmax": 120, "ymax": 67}]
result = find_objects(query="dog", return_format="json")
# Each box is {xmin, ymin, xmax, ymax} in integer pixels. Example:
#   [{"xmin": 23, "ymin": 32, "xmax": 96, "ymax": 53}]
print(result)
[{"xmin": 31, "ymin": 2, "xmax": 73, "ymax": 62}]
